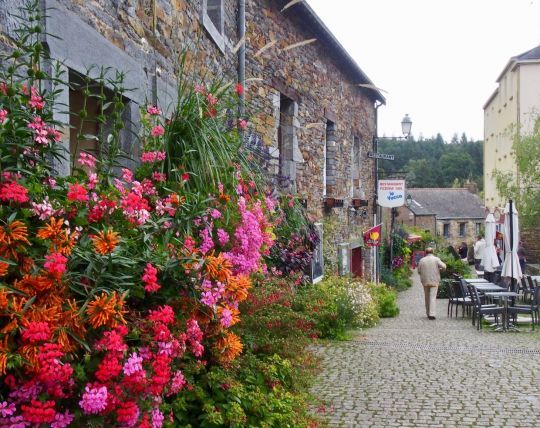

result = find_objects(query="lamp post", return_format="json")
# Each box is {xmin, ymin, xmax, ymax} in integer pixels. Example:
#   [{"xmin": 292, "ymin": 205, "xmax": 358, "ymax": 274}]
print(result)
[{"xmin": 373, "ymin": 115, "xmax": 413, "ymax": 275}]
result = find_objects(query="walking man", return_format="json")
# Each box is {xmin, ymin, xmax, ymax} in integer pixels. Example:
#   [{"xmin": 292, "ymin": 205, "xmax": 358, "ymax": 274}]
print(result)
[{"xmin": 417, "ymin": 247, "xmax": 446, "ymax": 320}]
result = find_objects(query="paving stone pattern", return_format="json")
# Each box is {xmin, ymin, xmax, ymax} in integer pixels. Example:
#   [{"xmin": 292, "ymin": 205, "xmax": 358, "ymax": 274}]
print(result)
[{"xmin": 311, "ymin": 270, "xmax": 540, "ymax": 427}]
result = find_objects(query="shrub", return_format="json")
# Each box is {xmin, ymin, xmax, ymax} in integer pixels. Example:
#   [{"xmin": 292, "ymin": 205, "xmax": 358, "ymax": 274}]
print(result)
[{"xmin": 370, "ymin": 283, "xmax": 400, "ymax": 318}]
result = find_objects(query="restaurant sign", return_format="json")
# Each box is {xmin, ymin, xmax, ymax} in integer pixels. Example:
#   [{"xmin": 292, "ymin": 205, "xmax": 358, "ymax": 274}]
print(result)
[{"xmin": 377, "ymin": 179, "xmax": 406, "ymax": 208}]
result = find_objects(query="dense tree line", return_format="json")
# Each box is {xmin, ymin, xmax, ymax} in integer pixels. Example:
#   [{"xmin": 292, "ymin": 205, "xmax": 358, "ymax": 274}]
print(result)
[{"xmin": 376, "ymin": 133, "xmax": 483, "ymax": 190}]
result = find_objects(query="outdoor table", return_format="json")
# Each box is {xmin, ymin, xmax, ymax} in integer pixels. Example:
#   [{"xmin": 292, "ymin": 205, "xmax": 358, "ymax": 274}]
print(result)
[
  {"xmin": 485, "ymin": 291, "xmax": 520, "ymax": 332},
  {"xmin": 464, "ymin": 278, "xmax": 489, "ymax": 283},
  {"xmin": 471, "ymin": 283, "xmax": 506, "ymax": 292}
]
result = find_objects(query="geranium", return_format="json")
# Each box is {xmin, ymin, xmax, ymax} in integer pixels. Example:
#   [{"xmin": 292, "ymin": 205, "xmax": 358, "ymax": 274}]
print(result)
[
  {"xmin": 123, "ymin": 352, "xmax": 143, "ymax": 376},
  {"xmin": 235, "ymin": 82, "xmax": 244, "ymax": 96},
  {"xmin": 21, "ymin": 399, "xmax": 56, "ymax": 424},
  {"xmin": 44, "ymin": 252, "xmax": 67, "ymax": 277},
  {"xmin": 0, "ymin": 181, "xmax": 29, "ymax": 204},
  {"xmin": 79, "ymin": 385, "xmax": 108, "ymax": 415},
  {"xmin": 66, "ymin": 183, "xmax": 88, "ymax": 202},
  {"xmin": 21, "ymin": 321, "xmax": 51, "ymax": 343},
  {"xmin": 0, "ymin": 109, "xmax": 8, "ymax": 124},
  {"xmin": 116, "ymin": 401, "xmax": 140, "ymax": 427}
]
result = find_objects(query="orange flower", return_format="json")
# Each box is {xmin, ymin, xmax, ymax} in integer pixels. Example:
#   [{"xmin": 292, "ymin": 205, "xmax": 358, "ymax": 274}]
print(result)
[
  {"xmin": 54, "ymin": 230, "xmax": 79, "ymax": 256},
  {"xmin": 227, "ymin": 274, "xmax": 251, "ymax": 302},
  {"xmin": 205, "ymin": 252, "xmax": 232, "ymax": 282},
  {"xmin": 0, "ymin": 220, "xmax": 30, "ymax": 246},
  {"xmin": 215, "ymin": 332, "xmax": 243, "ymax": 364},
  {"xmin": 0, "ymin": 261, "xmax": 8, "ymax": 277},
  {"xmin": 37, "ymin": 217, "xmax": 64, "ymax": 241},
  {"xmin": 169, "ymin": 193, "xmax": 186, "ymax": 206},
  {"xmin": 0, "ymin": 289, "xmax": 9, "ymax": 310},
  {"xmin": 92, "ymin": 230, "xmax": 120, "ymax": 255},
  {"xmin": 86, "ymin": 292, "xmax": 127, "ymax": 329},
  {"xmin": 0, "ymin": 337, "xmax": 8, "ymax": 375},
  {"xmin": 217, "ymin": 305, "xmax": 240, "ymax": 327},
  {"xmin": 15, "ymin": 274, "xmax": 55, "ymax": 295}
]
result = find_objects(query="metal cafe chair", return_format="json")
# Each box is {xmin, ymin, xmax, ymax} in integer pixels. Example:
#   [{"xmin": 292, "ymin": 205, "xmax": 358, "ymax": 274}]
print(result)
[
  {"xmin": 467, "ymin": 284, "xmax": 504, "ymax": 330},
  {"xmin": 508, "ymin": 286, "xmax": 540, "ymax": 331}
]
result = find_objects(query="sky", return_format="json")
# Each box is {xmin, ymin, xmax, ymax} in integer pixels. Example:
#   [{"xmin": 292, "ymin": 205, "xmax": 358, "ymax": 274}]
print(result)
[{"xmin": 307, "ymin": 0, "xmax": 540, "ymax": 142}]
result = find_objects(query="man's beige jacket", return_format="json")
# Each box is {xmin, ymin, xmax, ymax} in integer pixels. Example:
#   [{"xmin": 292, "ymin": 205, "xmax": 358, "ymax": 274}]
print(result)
[{"xmin": 417, "ymin": 254, "xmax": 446, "ymax": 286}]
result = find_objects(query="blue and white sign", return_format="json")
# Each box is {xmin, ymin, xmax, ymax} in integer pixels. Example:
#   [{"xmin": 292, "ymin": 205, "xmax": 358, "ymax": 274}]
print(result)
[{"xmin": 377, "ymin": 180, "xmax": 406, "ymax": 208}]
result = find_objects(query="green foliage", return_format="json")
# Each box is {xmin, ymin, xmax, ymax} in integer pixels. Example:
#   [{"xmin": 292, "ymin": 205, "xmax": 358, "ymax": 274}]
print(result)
[
  {"xmin": 493, "ymin": 117, "xmax": 540, "ymax": 227},
  {"xmin": 370, "ymin": 282, "xmax": 400, "ymax": 317},
  {"xmin": 170, "ymin": 353, "xmax": 317, "ymax": 427},
  {"xmin": 438, "ymin": 249, "xmax": 470, "ymax": 279}
]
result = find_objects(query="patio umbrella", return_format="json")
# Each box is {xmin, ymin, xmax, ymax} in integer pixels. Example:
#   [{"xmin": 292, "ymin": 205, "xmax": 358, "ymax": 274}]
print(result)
[
  {"xmin": 501, "ymin": 200, "xmax": 522, "ymax": 284},
  {"xmin": 481, "ymin": 213, "xmax": 500, "ymax": 273}
]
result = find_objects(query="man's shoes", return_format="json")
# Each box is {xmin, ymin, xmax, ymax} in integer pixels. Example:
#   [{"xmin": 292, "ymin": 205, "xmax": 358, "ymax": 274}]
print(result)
[{"xmin": 428, "ymin": 316, "xmax": 436, "ymax": 320}]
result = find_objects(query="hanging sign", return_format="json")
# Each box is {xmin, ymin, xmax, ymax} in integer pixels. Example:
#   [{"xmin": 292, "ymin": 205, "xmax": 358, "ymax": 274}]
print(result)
[
  {"xmin": 377, "ymin": 179, "xmax": 406, "ymax": 208},
  {"xmin": 363, "ymin": 224, "xmax": 382, "ymax": 247}
]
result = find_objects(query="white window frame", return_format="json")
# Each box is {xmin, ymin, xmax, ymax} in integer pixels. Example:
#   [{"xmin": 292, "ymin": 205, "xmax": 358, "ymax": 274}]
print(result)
[{"xmin": 202, "ymin": 0, "xmax": 225, "ymax": 53}]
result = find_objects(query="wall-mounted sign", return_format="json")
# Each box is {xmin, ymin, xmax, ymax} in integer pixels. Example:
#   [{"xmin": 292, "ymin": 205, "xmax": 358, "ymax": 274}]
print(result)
[
  {"xmin": 368, "ymin": 151, "xmax": 395, "ymax": 160},
  {"xmin": 377, "ymin": 180, "xmax": 406, "ymax": 208}
]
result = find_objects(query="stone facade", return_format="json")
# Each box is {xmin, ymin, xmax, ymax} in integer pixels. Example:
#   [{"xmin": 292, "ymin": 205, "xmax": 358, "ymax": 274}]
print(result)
[{"xmin": 0, "ymin": 0, "xmax": 383, "ymax": 279}]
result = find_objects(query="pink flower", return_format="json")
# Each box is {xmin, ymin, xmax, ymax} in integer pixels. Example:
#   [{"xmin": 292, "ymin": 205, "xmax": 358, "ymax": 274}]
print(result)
[
  {"xmin": 0, "ymin": 109, "xmax": 8, "ymax": 124},
  {"xmin": 194, "ymin": 84, "xmax": 205, "ymax": 94},
  {"xmin": 199, "ymin": 227, "xmax": 214, "ymax": 255},
  {"xmin": 169, "ymin": 370, "xmax": 186, "ymax": 395},
  {"xmin": 207, "ymin": 93, "xmax": 218, "ymax": 105},
  {"xmin": 67, "ymin": 182, "xmax": 89, "ymax": 202},
  {"xmin": 79, "ymin": 385, "xmax": 108, "ymax": 415},
  {"xmin": 44, "ymin": 176, "xmax": 57, "ymax": 188},
  {"xmin": 29, "ymin": 87, "xmax": 44, "ymax": 110},
  {"xmin": 219, "ymin": 308, "xmax": 233, "ymax": 328},
  {"xmin": 151, "ymin": 125, "xmax": 165, "ymax": 137},
  {"xmin": 0, "ymin": 181, "xmax": 29, "ymax": 203},
  {"xmin": 238, "ymin": 119, "xmax": 247, "ymax": 129},
  {"xmin": 51, "ymin": 410, "xmax": 74, "ymax": 428},
  {"xmin": 78, "ymin": 152, "xmax": 96, "ymax": 168},
  {"xmin": 122, "ymin": 168, "xmax": 134, "ymax": 183},
  {"xmin": 27, "ymin": 116, "xmax": 49, "ymax": 145},
  {"xmin": 22, "ymin": 321, "xmax": 51, "ymax": 343},
  {"xmin": 210, "ymin": 209, "xmax": 222, "ymax": 219},
  {"xmin": 141, "ymin": 151, "xmax": 166, "ymax": 163},
  {"xmin": 87, "ymin": 172, "xmax": 98, "ymax": 190},
  {"xmin": 217, "ymin": 229, "xmax": 229, "ymax": 246},
  {"xmin": 123, "ymin": 352, "xmax": 143, "ymax": 376},
  {"xmin": 152, "ymin": 408, "xmax": 165, "ymax": 428},
  {"xmin": 0, "ymin": 401, "xmax": 16, "ymax": 417},
  {"xmin": 142, "ymin": 263, "xmax": 161, "ymax": 293},
  {"xmin": 44, "ymin": 253, "xmax": 68, "ymax": 276},
  {"xmin": 147, "ymin": 105, "xmax": 161, "ymax": 115},
  {"xmin": 47, "ymin": 127, "xmax": 62, "ymax": 142},
  {"xmin": 148, "ymin": 305, "xmax": 175, "ymax": 325},
  {"xmin": 152, "ymin": 172, "xmax": 167, "ymax": 182}
]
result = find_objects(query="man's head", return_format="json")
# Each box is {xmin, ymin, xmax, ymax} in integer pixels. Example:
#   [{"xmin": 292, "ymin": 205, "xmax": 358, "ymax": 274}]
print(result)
[
  {"xmin": 477, "ymin": 235, "xmax": 482, "ymax": 240},
  {"xmin": 426, "ymin": 247, "xmax": 434, "ymax": 254}
]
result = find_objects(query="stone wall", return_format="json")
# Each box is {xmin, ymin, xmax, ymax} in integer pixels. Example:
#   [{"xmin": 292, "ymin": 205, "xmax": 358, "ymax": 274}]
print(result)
[
  {"xmin": 0, "ymin": 0, "xmax": 379, "ymax": 279},
  {"xmin": 436, "ymin": 219, "xmax": 483, "ymax": 249},
  {"xmin": 521, "ymin": 226, "xmax": 540, "ymax": 264}
]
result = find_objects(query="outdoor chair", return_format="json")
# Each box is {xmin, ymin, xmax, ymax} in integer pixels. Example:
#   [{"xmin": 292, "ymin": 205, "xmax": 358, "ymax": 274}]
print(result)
[
  {"xmin": 457, "ymin": 279, "xmax": 475, "ymax": 317},
  {"xmin": 467, "ymin": 285, "xmax": 504, "ymax": 330},
  {"xmin": 447, "ymin": 280, "xmax": 472, "ymax": 317},
  {"xmin": 520, "ymin": 276, "xmax": 534, "ymax": 303},
  {"xmin": 508, "ymin": 286, "xmax": 540, "ymax": 331}
]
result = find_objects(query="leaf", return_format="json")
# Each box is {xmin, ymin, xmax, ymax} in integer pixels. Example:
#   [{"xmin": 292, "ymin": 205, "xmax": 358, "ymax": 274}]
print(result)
[
  {"xmin": 281, "ymin": 0, "xmax": 304, "ymax": 12},
  {"xmin": 281, "ymin": 38, "xmax": 317, "ymax": 52},
  {"xmin": 254, "ymin": 40, "xmax": 277, "ymax": 58}
]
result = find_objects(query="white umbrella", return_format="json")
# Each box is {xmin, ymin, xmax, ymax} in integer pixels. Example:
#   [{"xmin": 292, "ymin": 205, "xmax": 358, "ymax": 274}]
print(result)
[
  {"xmin": 481, "ymin": 213, "xmax": 500, "ymax": 273},
  {"xmin": 501, "ymin": 201, "xmax": 522, "ymax": 282}
]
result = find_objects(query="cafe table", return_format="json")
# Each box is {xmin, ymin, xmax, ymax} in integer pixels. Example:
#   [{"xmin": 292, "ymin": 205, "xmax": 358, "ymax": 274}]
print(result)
[
  {"xmin": 485, "ymin": 291, "xmax": 520, "ymax": 332},
  {"xmin": 464, "ymin": 278, "xmax": 489, "ymax": 283},
  {"xmin": 471, "ymin": 283, "xmax": 506, "ymax": 292}
]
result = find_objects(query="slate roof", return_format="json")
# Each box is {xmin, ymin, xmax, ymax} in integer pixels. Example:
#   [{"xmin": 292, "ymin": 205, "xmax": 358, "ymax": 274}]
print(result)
[
  {"xmin": 407, "ymin": 188, "xmax": 486, "ymax": 220},
  {"xmin": 515, "ymin": 44, "xmax": 540, "ymax": 61}
]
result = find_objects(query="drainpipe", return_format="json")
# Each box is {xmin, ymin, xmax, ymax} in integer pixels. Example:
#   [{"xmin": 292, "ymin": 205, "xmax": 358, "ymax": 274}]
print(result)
[
  {"xmin": 373, "ymin": 101, "xmax": 382, "ymax": 283},
  {"xmin": 237, "ymin": 0, "xmax": 246, "ymax": 118}
]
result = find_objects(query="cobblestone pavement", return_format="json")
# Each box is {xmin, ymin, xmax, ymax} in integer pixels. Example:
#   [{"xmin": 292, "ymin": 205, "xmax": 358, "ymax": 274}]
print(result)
[{"xmin": 311, "ymin": 270, "xmax": 540, "ymax": 427}]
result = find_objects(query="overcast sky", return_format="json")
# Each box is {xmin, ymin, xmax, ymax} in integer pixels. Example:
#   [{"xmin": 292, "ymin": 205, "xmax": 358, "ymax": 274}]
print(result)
[{"xmin": 306, "ymin": 0, "xmax": 540, "ymax": 142}]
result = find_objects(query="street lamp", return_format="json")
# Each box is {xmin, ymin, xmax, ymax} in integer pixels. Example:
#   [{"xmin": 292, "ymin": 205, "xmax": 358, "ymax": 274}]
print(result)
[
  {"xmin": 401, "ymin": 114, "xmax": 412, "ymax": 138},
  {"xmin": 406, "ymin": 193, "xmax": 413, "ymax": 207}
]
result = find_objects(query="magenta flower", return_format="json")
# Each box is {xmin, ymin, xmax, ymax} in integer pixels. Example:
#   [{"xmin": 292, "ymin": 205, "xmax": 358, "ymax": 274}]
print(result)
[
  {"xmin": 78, "ymin": 152, "xmax": 96, "ymax": 168},
  {"xmin": 79, "ymin": 385, "xmax": 108, "ymax": 414},
  {"xmin": 151, "ymin": 125, "xmax": 165, "ymax": 137},
  {"xmin": 123, "ymin": 352, "xmax": 144, "ymax": 376},
  {"xmin": 0, "ymin": 109, "xmax": 8, "ymax": 124},
  {"xmin": 147, "ymin": 105, "xmax": 161, "ymax": 115}
]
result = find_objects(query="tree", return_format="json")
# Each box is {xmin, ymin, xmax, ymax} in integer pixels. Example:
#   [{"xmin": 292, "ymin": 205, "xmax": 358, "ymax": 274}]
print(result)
[
  {"xmin": 493, "ymin": 118, "xmax": 540, "ymax": 227},
  {"xmin": 439, "ymin": 152, "xmax": 474, "ymax": 185}
]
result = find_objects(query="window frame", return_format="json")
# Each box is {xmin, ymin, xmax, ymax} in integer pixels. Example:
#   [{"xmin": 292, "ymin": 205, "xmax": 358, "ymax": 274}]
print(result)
[
  {"xmin": 443, "ymin": 223, "xmax": 450, "ymax": 238},
  {"xmin": 459, "ymin": 222, "xmax": 466, "ymax": 237},
  {"xmin": 202, "ymin": 0, "xmax": 225, "ymax": 53}
]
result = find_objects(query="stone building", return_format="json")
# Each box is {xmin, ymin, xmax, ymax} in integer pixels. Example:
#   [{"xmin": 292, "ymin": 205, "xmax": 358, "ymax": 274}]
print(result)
[
  {"xmin": 0, "ymin": 0, "xmax": 385, "ymax": 279},
  {"xmin": 396, "ymin": 188, "xmax": 486, "ymax": 248}
]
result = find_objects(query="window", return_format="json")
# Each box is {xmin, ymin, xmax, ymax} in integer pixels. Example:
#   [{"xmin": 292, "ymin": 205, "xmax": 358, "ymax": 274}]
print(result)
[
  {"xmin": 459, "ymin": 222, "xmax": 466, "ymax": 237},
  {"xmin": 351, "ymin": 135, "xmax": 361, "ymax": 188},
  {"xmin": 278, "ymin": 95, "xmax": 295, "ymax": 191},
  {"xmin": 475, "ymin": 223, "xmax": 481, "ymax": 235},
  {"xmin": 202, "ymin": 0, "xmax": 225, "ymax": 52},
  {"xmin": 325, "ymin": 120, "xmax": 336, "ymax": 195},
  {"xmin": 443, "ymin": 223, "xmax": 450, "ymax": 238}
]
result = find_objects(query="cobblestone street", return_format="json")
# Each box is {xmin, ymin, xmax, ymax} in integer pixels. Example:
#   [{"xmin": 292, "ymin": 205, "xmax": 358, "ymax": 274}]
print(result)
[{"xmin": 311, "ymin": 271, "xmax": 540, "ymax": 427}]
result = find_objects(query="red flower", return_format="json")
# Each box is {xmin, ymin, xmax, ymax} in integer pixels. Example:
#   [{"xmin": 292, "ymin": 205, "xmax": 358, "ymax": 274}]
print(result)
[
  {"xmin": 22, "ymin": 321, "xmax": 51, "ymax": 343},
  {"xmin": 21, "ymin": 400, "xmax": 56, "ymax": 424},
  {"xmin": 67, "ymin": 183, "xmax": 89, "ymax": 202},
  {"xmin": 142, "ymin": 263, "xmax": 161, "ymax": 293},
  {"xmin": 181, "ymin": 173, "xmax": 190, "ymax": 182},
  {"xmin": 235, "ymin": 83, "xmax": 244, "ymax": 96},
  {"xmin": 0, "ymin": 181, "xmax": 29, "ymax": 203},
  {"xmin": 116, "ymin": 401, "xmax": 140, "ymax": 426},
  {"xmin": 44, "ymin": 252, "xmax": 68, "ymax": 277}
]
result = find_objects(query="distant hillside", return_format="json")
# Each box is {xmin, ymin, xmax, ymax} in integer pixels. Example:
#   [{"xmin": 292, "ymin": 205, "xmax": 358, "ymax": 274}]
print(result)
[{"xmin": 377, "ymin": 133, "xmax": 483, "ymax": 190}]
